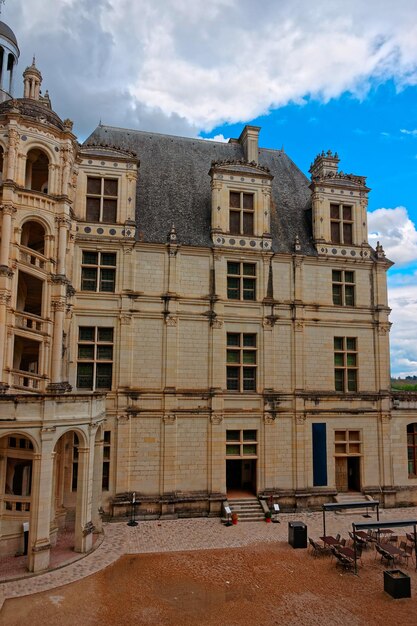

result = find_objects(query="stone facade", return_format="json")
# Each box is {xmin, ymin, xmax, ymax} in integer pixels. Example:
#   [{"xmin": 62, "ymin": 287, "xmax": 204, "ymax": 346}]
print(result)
[{"xmin": 1, "ymin": 18, "xmax": 417, "ymax": 571}]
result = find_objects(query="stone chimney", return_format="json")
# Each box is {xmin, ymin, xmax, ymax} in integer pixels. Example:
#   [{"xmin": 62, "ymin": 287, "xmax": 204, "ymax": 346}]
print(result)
[
  {"xmin": 309, "ymin": 150, "xmax": 339, "ymax": 179},
  {"xmin": 238, "ymin": 125, "xmax": 260, "ymax": 164}
]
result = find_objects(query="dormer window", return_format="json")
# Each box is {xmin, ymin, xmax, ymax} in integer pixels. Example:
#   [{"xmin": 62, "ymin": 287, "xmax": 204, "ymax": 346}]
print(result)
[
  {"xmin": 229, "ymin": 191, "xmax": 254, "ymax": 235},
  {"xmin": 330, "ymin": 204, "xmax": 353, "ymax": 245},
  {"xmin": 86, "ymin": 177, "xmax": 118, "ymax": 223}
]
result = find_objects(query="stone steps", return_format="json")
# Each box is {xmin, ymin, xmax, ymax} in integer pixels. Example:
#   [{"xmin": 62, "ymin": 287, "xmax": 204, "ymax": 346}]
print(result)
[
  {"xmin": 228, "ymin": 497, "xmax": 265, "ymax": 522},
  {"xmin": 334, "ymin": 493, "xmax": 377, "ymax": 515}
]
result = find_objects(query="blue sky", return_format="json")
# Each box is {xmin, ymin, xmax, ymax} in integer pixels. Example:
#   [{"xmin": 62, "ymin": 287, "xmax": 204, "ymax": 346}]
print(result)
[{"xmin": 4, "ymin": 0, "xmax": 417, "ymax": 376}]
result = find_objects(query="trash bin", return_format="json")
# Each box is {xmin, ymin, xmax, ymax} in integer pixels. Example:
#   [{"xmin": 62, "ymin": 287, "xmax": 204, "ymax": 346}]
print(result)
[
  {"xmin": 288, "ymin": 521, "xmax": 307, "ymax": 549},
  {"xmin": 384, "ymin": 570, "xmax": 411, "ymax": 599}
]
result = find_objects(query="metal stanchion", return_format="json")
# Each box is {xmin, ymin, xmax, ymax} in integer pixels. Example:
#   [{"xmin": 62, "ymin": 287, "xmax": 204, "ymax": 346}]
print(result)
[{"xmin": 127, "ymin": 491, "xmax": 138, "ymax": 527}]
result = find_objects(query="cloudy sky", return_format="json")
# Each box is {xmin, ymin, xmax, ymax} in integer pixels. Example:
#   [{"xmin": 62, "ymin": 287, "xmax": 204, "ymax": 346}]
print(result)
[{"xmin": 3, "ymin": 0, "xmax": 417, "ymax": 376}]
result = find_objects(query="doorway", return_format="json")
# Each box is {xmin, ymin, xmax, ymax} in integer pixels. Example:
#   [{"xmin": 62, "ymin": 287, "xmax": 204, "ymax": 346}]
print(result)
[
  {"xmin": 226, "ymin": 459, "xmax": 256, "ymax": 495},
  {"xmin": 335, "ymin": 456, "xmax": 361, "ymax": 492}
]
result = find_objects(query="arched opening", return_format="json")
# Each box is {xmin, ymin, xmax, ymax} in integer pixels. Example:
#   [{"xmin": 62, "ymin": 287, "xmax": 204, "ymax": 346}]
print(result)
[
  {"xmin": 0, "ymin": 433, "xmax": 35, "ymax": 575},
  {"xmin": 21, "ymin": 221, "xmax": 46, "ymax": 255},
  {"xmin": 25, "ymin": 148, "xmax": 49, "ymax": 193}
]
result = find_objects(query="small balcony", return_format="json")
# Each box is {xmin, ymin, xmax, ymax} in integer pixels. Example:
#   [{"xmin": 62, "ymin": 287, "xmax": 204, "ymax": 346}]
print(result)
[
  {"xmin": 11, "ymin": 369, "xmax": 44, "ymax": 392},
  {"xmin": 15, "ymin": 311, "xmax": 46, "ymax": 335},
  {"xmin": 1, "ymin": 494, "xmax": 31, "ymax": 514},
  {"xmin": 19, "ymin": 245, "xmax": 47, "ymax": 271}
]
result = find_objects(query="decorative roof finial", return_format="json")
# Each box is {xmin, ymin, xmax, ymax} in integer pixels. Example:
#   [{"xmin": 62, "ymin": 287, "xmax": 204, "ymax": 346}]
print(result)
[
  {"xmin": 294, "ymin": 234, "xmax": 301, "ymax": 252},
  {"xmin": 375, "ymin": 241, "xmax": 386, "ymax": 259},
  {"xmin": 168, "ymin": 223, "xmax": 177, "ymax": 243}
]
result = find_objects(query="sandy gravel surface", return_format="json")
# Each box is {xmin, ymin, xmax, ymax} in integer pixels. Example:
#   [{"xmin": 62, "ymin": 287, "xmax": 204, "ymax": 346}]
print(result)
[{"xmin": 2, "ymin": 541, "xmax": 416, "ymax": 626}]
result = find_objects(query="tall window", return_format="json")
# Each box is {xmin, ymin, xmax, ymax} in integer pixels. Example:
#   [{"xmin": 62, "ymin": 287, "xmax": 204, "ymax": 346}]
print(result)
[
  {"xmin": 229, "ymin": 191, "xmax": 254, "ymax": 235},
  {"xmin": 334, "ymin": 337, "xmax": 357, "ymax": 392},
  {"xmin": 102, "ymin": 431, "xmax": 111, "ymax": 490},
  {"xmin": 330, "ymin": 204, "xmax": 353, "ymax": 244},
  {"xmin": 332, "ymin": 270, "xmax": 355, "ymax": 306},
  {"xmin": 81, "ymin": 251, "xmax": 116, "ymax": 292},
  {"xmin": 227, "ymin": 262, "xmax": 256, "ymax": 300},
  {"xmin": 227, "ymin": 333, "xmax": 257, "ymax": 392},
  {"xmin": 77, "ymin": 327, "xmax": 114, "ymax": 390},
  {"xmin": 407, "ymin": 423, "xmax": 417, "ymax": 477},
  {"xmin": 72, "ymin": 433, "xmax": 79, "ymax": 491},
  {"xmin": 86, "ymin": 177, "xmax": 118, "ymax": 223}
]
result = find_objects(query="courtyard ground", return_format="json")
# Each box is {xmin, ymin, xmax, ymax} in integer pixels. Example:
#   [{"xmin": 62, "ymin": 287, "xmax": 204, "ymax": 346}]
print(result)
[{"xmin": 1, "ymin": 507, "xmax": 417, "ymax": 624}]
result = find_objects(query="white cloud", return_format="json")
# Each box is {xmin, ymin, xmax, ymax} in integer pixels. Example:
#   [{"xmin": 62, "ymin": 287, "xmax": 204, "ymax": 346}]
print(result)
[
  {"xmin": 368, "ymin": 206, "xmax": 417, "ymax": 265},
  {"xmin": 388, "ymin": 282, "xmax": 417, "ymax": 377},
  {"xmin": 400, "ymin": 129, "xmax": 417, "ymax": 136},
  {"xmin": 201, "ymin": 134, "xmax": 229, "ymax": 143},
  {"xmin": 3, "ymin": 1, "xmax": 417, "ymax": 134}
]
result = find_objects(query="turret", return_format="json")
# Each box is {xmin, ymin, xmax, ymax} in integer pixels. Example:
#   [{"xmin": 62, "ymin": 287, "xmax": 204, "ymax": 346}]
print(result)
[{"xmin": 0, "ymin": 20, "xmax": 19, "ymax": 102}]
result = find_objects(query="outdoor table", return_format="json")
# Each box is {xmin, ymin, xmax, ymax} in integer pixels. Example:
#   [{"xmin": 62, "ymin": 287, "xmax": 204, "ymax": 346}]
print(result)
[
  {"xmin": 320, "ymin": 536, "xmax": 340, "ymax": 547},
  {"xmin": 380, "ymin": 542, "xmax": 404, "ymax": 564},
  {"xmin": 339, "ymin": 546, "xmax": 355, "ymax": 559},
  {"xmin": 354, "ymin": 531, "xmax": 370, "ymax": 541}
]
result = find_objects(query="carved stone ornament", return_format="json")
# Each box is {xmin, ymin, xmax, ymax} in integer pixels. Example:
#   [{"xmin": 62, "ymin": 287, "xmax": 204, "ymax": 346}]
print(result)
[
  {"xmin": 116, "ymin": 414, "xmax": 130, "ymax": 423},
  {"xmin": 296, "ymin": 414, "xmax": 307, "ymax": 424},
  {"xmin": 378, "ymin": 323, "xmax": 391, "ymax": 335},
  {"xmin": 264, "ymin": 413, "xmax": 275, "ymax": 425},
  {"xmin": 0, "ymin": 291, "xmax": 11, "ymax": 305},
  {"xmin": 52, "ymin": 299, "xmax": 66, "ymax": 312},
  {"xmin": 262, "ymin": 316, "xmax": 276, "ymax": 329},
  {"xmin": 40, "ymin": 426, "xmax": 57, "ymax": 434},
  {"xmin": 380, "ymin": 413, "xmax": 392, "ymax": 424},
  {"xmin": 32, "ymin": 541, "xmax": 52, "ymax": 553},
  {"xmin": 295, "ymin": 320, "xmax": 304, "ymax": 331},
  {"xmin": 0, "ymin": 266, "xmax": 13, "ymax": 279},
  {"xmin": 46, "ymin": 381, "xmax": 72, "ymax": 393},
  {"xmin": 120, "ymin": 313, "xmax": 132, "ymax": 325},
  {"xmin": 163, "ymin": 413, "xmax": 177, "ymax": 425},
  {"xmin": 82, "ymin": 521, "xmax": 95, "ymax": 537},
  {"xmin": 0, "ymin": 204, "xmax": 17, "ymax": 216},
  {"xmin": 210, "ymin": 413, "xmax": 223, "ymax": 425},
  {"xmin": 211, "ymin": 318, "xmax": 223, "ymax": 329},
  {"xmin": 165, "ymin": 315, "xmax": 178, "ymax": 327}
]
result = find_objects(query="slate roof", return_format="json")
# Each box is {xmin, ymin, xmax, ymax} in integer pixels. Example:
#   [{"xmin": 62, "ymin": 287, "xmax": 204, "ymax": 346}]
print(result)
[
  {"xmin": 0, "ymin": 21, "xmax": 19, "ymax": 52},
  {"xmin": 83, "ymin": 125, "xmax": 315, "ymax": 255}
]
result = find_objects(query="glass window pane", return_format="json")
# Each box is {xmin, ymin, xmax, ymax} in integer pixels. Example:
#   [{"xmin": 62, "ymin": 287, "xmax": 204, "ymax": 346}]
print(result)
[
  {"xmin": 102, "ymin": 199, "xmax": 117, "ymax": 223},
  {"xmin": 227, "ymin": 350, "xmax": 239, "ymax": 364},
  {"xmin": 332, "ymin": 284, "xmax": 342, "ymax": 305},
  {"xmin": 96, "ymin": 363, "xmax": 112, "ymax": 389},
  {"xmin": 100, "ymin": 269, "xmax": 115, "ymax": 292},
  {"xmin": 335, "ymin": 369, "xmax": 344, "ymax": 391},
  {"xmin": 243, "ymin": 369, "xmax": 256, "ymax": 390},
  {"xmin": 98, "ymin": 328, "xmax": 113, "ymax": 342},
  {"xmin": 230, "ymin": 192, "xmax": 240, "ymax": 208},
  {"xmin": 334, "ymin": 354, "xmax": 344, "ymax": 366},
  {"xmin": 334, "ymin": 337, "xmax": 343, "ymax": 350},
  {"xmin": 346, "ymin": 354, "xmax": 356, "ymax": 366},
  {"xmin": 242, "ymin": 212, "xmax": 253, "ymax": 235},
  {"xmin": 227, "ymin": 277, "xmax": 240, "ymax": 299},
  {"xmin": 77, "ymin": 363, "xmax": 93, "ymax": 388},
  {"xmin": 332, "ymin": 270, "xmax": 342, "ymax": 282},
  {"xmin": 243, "ymin": 334, "xmax": 256, "ymax": 347},
  {"xmin": 226, "ymin": 430, "xmax": 240, "ymax": 441},
  {"xmin": 227, "ymin": 333, "xmax": 240, "ymax": 346},
  {"xmin": 349, "ymin": 431, "xmax": 360, "ymax": 441},
  {"xmin": 86, "ymin": 197, "xmax": 100, "ymax": 222},
  {"xmin": 78, "ymin": 345, "xmax": 94, "ymax": 359},
  {"xmin": 81, "ymin": 268, "xmax": 97, "ymax": 291},
  {"xmin": 229, "ymin": 211, "xmax": 240, "ymax": 234},
  {"xmin": 343, "ymin": 223, "xmax": 353, "ymax": 244},
  {"xmin": 345, "ymin": 286, "xmax": 355, "ymax": 306},
  {"xmin": 342, "ymin": 206, "xmax": 352, "ymax": 220},
  {"xmin": 87, "ymin": 177, "xmax": 101, "ymax": 194},
  {"xmin": 226, "ymin": 367, "xmax": 239, "ymax": 390},
  {"xmin": 243, "ymin": 264, "xmax": 256, "ymax": 276},
  {"xmin": 347, "ymin": 370, "xmax": 357, "ymax": 391},
  {"xmin": 242, "ymin": 444, "xmax": 256, "ymax": 455},
  {"xmin": 97, "ymin": 345, "xmax": 113, "ymax": 360},
  {"xmin": 101, "ymin": 253, "xmax": 116, "ymax": 266},
  {"xmin": 330, "ymin": 204, "xmax": 340, "ymax": 219},
  {"xmin": 243, "ymin": 430, "xmax": 257, "ymax": 441},
  {"xmin": 346, "ymin": 338, "xmax": 356, "ymax": 351},
  {"xmin": 243, "ymin": 351, "xmax": 256, "ymax": 364},
  {"xmin": 331, "ymin": 221, "xmax": 340, "ymax": 243},
  {"xmin": 345, "ymin": 271, "xmax": 354, "ymax": 283},
  {"xmin": 82, "ymin": 251, "xmax": 98, "ymax": 265},
  {"xmin": 226, "ymin": 444, "xmax": 240, "ymax": 455},
  {"xmin": 242, "ymin": 280, "xmax": 255, "ymax": 300},
  {"xmin": 227, "ymin": 262, "xmax": 240, "ymax": 275},
  {"xmin": 242, "ymin": 193, "xmax": 254, "ymax": 210},
  {"xmin": 79, "ymin": 327, "xmax": 95, "ymax": 341},
  {"xmin": 103, "ymin": 179, "xmax": 118, "ymax": 196}
]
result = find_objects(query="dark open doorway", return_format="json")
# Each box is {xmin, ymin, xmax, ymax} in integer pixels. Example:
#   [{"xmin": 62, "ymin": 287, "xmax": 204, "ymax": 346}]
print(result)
[
  {"xmin": 226, "ymin": 459, "xmax": 256, "ymax": 494},
  {"xmin": 347, "ymin": 456, "xmax": 361, "ymax": 491}
]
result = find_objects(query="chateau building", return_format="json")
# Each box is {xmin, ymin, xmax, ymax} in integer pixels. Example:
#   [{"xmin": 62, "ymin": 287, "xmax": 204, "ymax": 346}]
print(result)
[{"xmin": 1, "ymin": 19, "xmax": 417, "ymax": 572}]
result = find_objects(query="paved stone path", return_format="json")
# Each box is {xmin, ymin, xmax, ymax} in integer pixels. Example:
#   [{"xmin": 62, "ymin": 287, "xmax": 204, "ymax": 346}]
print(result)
[{"xmin": 2, "ymin": 505, "xmax": 417, "ymax": 611}]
